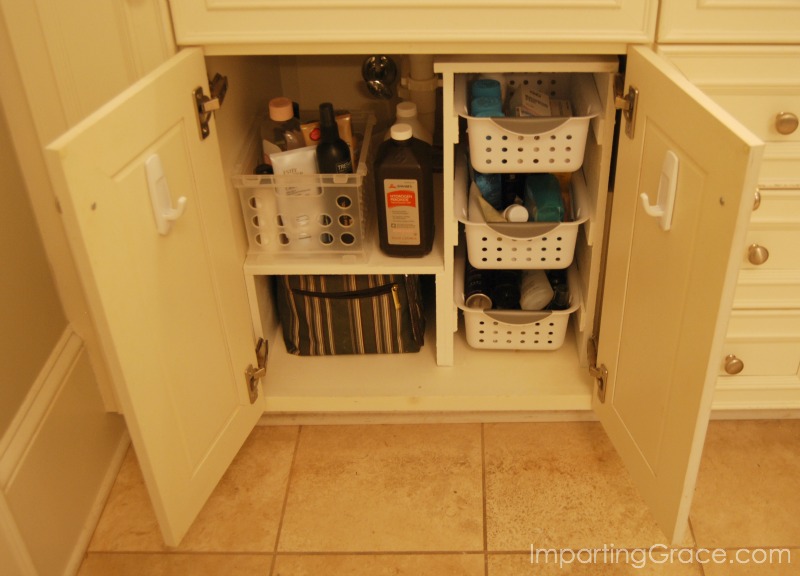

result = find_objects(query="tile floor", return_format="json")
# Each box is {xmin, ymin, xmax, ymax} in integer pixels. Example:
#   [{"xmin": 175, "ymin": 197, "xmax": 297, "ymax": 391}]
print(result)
[{"xmin": 77, "ymin": 419, "xmax": 799, "ymax": 575}]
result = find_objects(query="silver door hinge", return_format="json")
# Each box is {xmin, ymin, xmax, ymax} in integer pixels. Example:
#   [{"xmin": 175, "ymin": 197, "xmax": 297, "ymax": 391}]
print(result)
[
  {"xmin": 194, "ymin": 73, "xmax": 228, "ymax": 140},
  {"xmin": 587, "ymin": 337, "xmax": 608, "ymax": 403},
  {"xmin": 614, "ymin": 74, "xmax": 638, "ymax": 140},
  {"xmin": 244, "ymin": 338, "xmax": 267, "ymax": 404}
]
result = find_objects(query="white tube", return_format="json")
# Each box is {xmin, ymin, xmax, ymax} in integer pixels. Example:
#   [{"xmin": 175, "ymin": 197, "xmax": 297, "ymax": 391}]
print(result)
[
  {"xmin": 269, "ymin": 145, "xmax": 322, "ymax": 245},
  {"xmin": 409, "ymin": 54, "xmax": 434, "ymax": 81},
  {"xmin": 405, "ymin": 54, "xmax": 438, "ymax": 137}
]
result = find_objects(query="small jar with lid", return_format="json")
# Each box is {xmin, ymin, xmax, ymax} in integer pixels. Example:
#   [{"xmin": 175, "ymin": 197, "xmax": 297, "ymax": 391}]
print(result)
[{"xmin": 261, "ymin": 97, "xmax": 304, "ymax": 166}]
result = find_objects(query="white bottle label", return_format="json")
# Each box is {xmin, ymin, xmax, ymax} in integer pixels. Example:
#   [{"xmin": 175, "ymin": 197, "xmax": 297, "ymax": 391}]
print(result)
[{"xmin": 383, "ymin": 179, "xmax": 420, "ymax": 245}]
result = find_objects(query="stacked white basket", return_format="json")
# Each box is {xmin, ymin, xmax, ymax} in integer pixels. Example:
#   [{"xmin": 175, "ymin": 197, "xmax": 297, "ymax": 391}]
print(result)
[{"xmin": 455, "ymin": 73, "xmax": 596, "ymax": 350}]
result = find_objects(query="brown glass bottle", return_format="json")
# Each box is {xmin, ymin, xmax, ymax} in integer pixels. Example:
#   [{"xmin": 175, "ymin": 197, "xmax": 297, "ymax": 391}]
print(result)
[{"xmin": 373, "ymin": 123, "xmax": 434, "ymax": 257}]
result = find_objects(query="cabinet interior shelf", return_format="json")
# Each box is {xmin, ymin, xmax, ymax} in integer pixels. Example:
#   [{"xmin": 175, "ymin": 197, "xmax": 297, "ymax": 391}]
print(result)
[
  {"xmin": 260, "ymin": 314, "xmax": 593, "ymax": 414},
  {"xmin": 243, "ymin": 178, "xmax": 446, "ymax": 276}
]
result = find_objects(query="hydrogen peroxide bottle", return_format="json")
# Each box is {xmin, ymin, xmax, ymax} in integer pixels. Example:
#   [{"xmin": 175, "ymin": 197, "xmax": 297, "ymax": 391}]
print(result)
[{"xmin": 374, "ymin": 123, "xmax": 434, "ymax": 257}]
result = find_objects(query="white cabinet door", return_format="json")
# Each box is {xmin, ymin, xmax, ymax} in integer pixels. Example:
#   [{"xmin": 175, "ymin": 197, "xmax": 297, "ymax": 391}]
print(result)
[
  {"xmin": 44, "ymin": 48, "xmax": 264, "ymax": 546},
  {"xmin": 595, "ymin": 46, "xmax": 763, "ymax": 544}
]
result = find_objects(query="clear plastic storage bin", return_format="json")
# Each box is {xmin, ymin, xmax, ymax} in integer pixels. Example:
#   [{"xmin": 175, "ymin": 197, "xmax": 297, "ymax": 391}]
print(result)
[
  {"xmin": 455, "ymin": 256, "xmax": 580, "ymax": 351},
  {"xmin": 234, "ymin": 111, "xmax": 375, "ymax": 256},
  {"xmin": 456, "ymin": 73, "xmax": 601, "ymax": 173}
]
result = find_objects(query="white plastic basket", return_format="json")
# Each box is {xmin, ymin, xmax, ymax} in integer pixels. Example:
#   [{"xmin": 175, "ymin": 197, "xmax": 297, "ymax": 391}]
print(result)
[
  {"xmin": 457, "ymin": 73, "xmax": 599, "ymax": 173},
  {"xmin": 233, "ymin": 112, "xmax": 375, "ymax": 256},
  {"xmin": 456, "ymin": 166, "xmax": 589, "ymax": 270},
  {"xmin": 454, "ymin": 256, "xmax": 580, "ymax": 351}
]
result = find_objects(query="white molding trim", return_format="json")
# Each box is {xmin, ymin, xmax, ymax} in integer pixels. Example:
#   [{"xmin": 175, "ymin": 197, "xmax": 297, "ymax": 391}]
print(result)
[
  {"xmin": 0, "ymin": 328, "xmax": 82, "ymax": 489},
  {"xmin": 258, "ymin": 410, "xmax": 599, "ymax": 426},
  {"xmin": 0, "ymin": 492, "xmax": 36, "ymax": 576}
]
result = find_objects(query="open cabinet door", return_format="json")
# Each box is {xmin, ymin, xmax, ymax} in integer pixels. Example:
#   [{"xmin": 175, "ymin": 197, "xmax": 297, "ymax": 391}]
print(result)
[
  {"xmin": 44, "ymin": 48, "xmax": 265, "ymax": 546},
  {"xmin": 595, "ymin": 46, "xmax": 763, "ymax": 544}
]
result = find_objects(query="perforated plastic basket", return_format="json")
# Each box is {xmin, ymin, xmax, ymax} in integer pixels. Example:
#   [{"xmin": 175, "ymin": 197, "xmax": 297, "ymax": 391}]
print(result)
[
  {"xmin": 234, "ymin": 112, "xmax": 375, "ymax": 256},
  {"xmin": 456, "ymin": 170, "xmax": 589, "ymax": 270},
  {"xmin": 455, "ymin": 257, "xmax": 580, "ymax": 351},
  {"xmin": 457, "ymin": 73, "xmax": 599, "ymax": 173}
]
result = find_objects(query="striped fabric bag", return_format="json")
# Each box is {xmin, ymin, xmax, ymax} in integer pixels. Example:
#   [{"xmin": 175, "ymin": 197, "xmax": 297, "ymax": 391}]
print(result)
[{"xmin": 276, "ymin": 274, "xmax": 425, "ymax": 355}]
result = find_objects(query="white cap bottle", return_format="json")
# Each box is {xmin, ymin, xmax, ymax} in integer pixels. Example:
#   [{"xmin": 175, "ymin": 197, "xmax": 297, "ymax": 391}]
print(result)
[
  {"xmin": 387, "ymin": 101, "xmax": 433, "ymax": 145},
  {"xmin": 503, "ymin": 204, "xmax": 529, "ymax": 222}
]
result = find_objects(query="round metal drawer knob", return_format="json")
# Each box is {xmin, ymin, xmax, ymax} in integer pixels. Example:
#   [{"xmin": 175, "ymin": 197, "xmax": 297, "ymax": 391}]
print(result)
[
  {"xmin": 776, "ymin": 112, "xmax": 799, "ymax": 135},
  {"xmin": 748, "ymin": 243, "xmax": 770, "ymax": 265},
  {"xmin": 724, "ymin": 354, "xmax": 744, "ymax": 375}
]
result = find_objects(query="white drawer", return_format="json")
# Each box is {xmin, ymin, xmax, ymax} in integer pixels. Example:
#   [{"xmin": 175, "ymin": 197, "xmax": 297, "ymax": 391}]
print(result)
[
  {"xmin": 733, "ymin": 270, "xmax": 800, "ymax": 310},
  {"xmin": 750, "ymin": 187, "xmax": 800, "ymax": 224},
  {"xmin": 659, "ymin": 1, "xmax": 800, "ymax": 44},
  {"xmin": 760, "ymin": 143, "xmax": 800, "ymax": 184},
  {"xmin": 740, "ymin": 227, "xmax": 800, "ymax": 272},
  {"xmin": 659, "ymin": 47, "xmax": 800, "ymax": 144},
  {"xmin": 720, "ymin": 310, "xmax": 800, "ymax": 378},
  {"xmin": 705, "ymin": 93, "xmax": 800, "ymax": 145},
  {"xmin": 739, "ymin": 188, "xmax": 800, "ymax": 273}
]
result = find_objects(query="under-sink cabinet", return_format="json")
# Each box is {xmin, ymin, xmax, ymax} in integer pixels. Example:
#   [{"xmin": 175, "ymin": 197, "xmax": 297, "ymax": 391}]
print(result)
[{"xmin": 44, "ymin": 46, "xmax": 768, "ymax": 550}]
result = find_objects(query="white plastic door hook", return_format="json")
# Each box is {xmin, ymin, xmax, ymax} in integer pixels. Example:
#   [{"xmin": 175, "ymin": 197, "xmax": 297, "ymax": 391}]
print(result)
[
  {"xmin": 146, "ymin": 153, "xmax": 187, "ymax": 235},
  {"xmin": 640, "ymin": 150, "xmax": 679, "ymax": 231}
]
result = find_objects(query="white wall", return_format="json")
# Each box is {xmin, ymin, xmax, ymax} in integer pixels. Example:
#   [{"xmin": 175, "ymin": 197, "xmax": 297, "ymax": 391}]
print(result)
[{"xmin": 0, "ymin": 103, "xmax": 65, "ymax": 437}]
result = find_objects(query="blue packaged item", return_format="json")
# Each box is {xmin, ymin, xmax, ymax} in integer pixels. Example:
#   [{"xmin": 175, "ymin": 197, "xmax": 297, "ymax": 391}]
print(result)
[
  {"xmin": 470, "ymin": 96, "xmax": 503, "ymax": 117},
  {"xmin": 473, "ymin": 172, "xmax": 503, "ymax": 210},
  {"xmin": 471, "ymin": 78, "xmax": 502, "ymax": 101},
  {"xmin": 524, "ymin": 173, "xmax": 564, "ymax": 222}
]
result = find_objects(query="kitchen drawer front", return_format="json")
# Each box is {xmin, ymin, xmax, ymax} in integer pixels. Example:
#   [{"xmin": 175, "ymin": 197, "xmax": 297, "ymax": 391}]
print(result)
[
  {"xmin": 658, "ymin": 1, "xmax": 800, "ymax": 44},
  {"xmin": 701, "ymin": 92, "xmax": 800, "ymax": 145},
  {"xmin": 750, "ymin": 187, "xmax": 800, "ymax": 224},
  {"xmin": 760, "ymin": 144, "xmax": 800, "ymax": 184},
  {"xmin": 740, "ymin": 227, "xmax": 800, "ymax": 272},
  {"xmin": 168, "ymin": 0, "xmax": 657, "ymax": 53},
  {"xmin": 739, "ymin": 187, "xmax": 800, "ymax": 273},
  {"xmin": 658, "ymin": 47, "xmax": 800, "ymax": 145},
  {"xmin": 734, "ymin": 270, "xmax": 800, "ymax": 310},
  {"xmin": 720, "ymin": 311, "xmax": 800, "ymax": 378}
]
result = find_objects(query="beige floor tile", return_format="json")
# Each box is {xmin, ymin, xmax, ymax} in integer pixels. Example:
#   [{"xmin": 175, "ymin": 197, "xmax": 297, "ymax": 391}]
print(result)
[
  {"xmin": 77, "ymin": 553, "xmax": 271, "ymax": 575},
  {"xmin": 272, "ymin": 553, "xmax": 485, "ymax": 575},
  {"xmin": 691, "ymin": 420, "xmax": 800, "ymax": 548},
  {"xmin": 278, "ymin": 424, "xmax": 484, "ymax": 552},
  {"xmin": 489, "ymin": 552, "xmax": 704, "ymax": 575},
  {"xmin": 484, "ymin": 422, "xmax": 670, "ymax": 551},
  {"xmin": 89, "ymin": 425, "xmax": 298, "ymax": 552},
  {"xmin": 702, "ymin": 548, "xmax": 798, "ymax": 575}
]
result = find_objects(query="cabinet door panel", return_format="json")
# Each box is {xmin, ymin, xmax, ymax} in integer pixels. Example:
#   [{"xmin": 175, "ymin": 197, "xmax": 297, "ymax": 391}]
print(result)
[
  {"xmin": 45, "ymin": 48, "xmax": 263, "ymax": 546},
  {"xmin": 595, "ymin": 46, "xmax": 762, "ymax": 544},
  {"xmin": 658, "ymin": 0, "xmax": 800, "ymax": 44}
]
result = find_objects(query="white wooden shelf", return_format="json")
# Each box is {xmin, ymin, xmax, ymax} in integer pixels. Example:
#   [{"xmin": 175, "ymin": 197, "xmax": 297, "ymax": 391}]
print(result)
[
  {"xmin": 260, "ymin": 316, "xmax": 593, "ymax": 414},
  {"xmin": 243, "ymin": 176, "xmax": 446, "ymax": 276}
]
